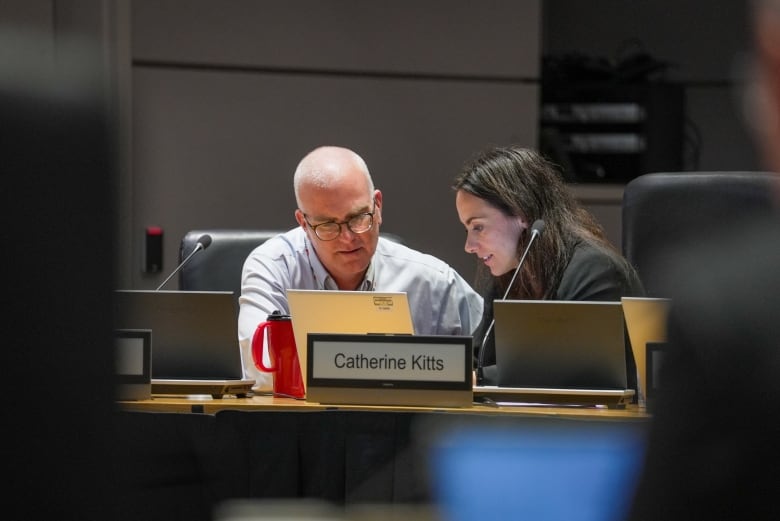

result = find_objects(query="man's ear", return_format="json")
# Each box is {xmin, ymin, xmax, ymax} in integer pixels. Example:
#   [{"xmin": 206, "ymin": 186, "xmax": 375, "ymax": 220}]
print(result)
[
  {"xmin": 373, "ymin": 190, "xmax": 383, "ymax": 225},
  {"xmin": 294, "ymin": 209, "xmax": 306, "ymax": 228}
]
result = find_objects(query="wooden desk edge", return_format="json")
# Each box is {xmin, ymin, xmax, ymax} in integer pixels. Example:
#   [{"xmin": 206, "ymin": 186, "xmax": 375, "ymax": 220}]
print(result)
[{"xmin": 117, "ymin": 394, "xmax": 649, "ymax": 420}]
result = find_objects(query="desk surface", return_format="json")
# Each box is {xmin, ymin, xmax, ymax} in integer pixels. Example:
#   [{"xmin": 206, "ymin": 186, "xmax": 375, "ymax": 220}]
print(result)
[{"xmin": 118, "ymin": 393, "xmax": 649, "ymax": 420}]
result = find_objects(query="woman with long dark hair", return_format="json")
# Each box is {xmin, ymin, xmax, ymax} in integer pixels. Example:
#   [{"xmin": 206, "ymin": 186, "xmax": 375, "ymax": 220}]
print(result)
[{"xmin": 453, "ymin": 145, "xmax": 644, "ymax": 386}]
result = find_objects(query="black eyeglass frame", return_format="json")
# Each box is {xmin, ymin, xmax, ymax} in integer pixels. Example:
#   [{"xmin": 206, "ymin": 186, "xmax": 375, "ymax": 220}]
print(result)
[{"xmin": 302, "ymin": 200, "xmax": 377, "ymax": 241}]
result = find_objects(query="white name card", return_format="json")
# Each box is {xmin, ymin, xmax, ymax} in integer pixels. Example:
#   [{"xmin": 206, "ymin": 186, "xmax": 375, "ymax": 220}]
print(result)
[{"xmin": 305, "ymin": 333, "xmax": 473, "ymax": 407}]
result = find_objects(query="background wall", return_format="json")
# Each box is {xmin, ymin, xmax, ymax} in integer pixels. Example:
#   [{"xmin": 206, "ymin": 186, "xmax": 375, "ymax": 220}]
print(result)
[
  {"xmin": 1, "ymin": 0, "xmax": 762, "ymax": 288},
  {"xmin": 122, "ymin": 0, "xmax": 542, "ymax": 288}
]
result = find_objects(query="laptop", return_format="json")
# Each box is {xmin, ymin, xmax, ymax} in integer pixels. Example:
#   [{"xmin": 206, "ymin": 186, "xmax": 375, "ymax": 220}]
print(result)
[
  {"xmin": 286, "ymin": 289, "xmax": 415, "ymax": 394},
  {"xmin": 474, "ymin": 300, "xmax": 635, "ymax": 408},
  {"xmin": 114, "ymin": 290, "xmax": 254, "ymax": 398},
  {"xmin": 621, "ymin": 296, "xmax": 671, "ymax": 403}
]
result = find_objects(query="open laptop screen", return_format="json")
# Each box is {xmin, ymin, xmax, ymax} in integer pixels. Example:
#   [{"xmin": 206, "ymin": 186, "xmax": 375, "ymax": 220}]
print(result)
[
  {"xmin": 621, "ymin": 296, "xmax": 670, "ymax": 402},
  {"xmin": 286, "ymin": 289, "xmax": 415, "ymax": 388},
  {"xmin": 493, "ymin": 300, "xmax": 627, "ymax": 390},
  {"xmin": 114, "ymin": 290, "xmax": 243, "ymax": 380}
]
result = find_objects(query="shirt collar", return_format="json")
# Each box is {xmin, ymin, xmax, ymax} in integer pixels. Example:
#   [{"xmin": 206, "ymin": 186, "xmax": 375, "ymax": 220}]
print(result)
[{"xmin": 304, "ymin": 235, "xmax": 374, "ymax": 291}]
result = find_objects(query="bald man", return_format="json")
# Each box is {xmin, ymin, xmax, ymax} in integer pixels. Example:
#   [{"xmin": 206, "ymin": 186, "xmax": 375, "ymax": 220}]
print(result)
[{"xmin": 239, "ymin": 146, "xmax": 483, "ymax": 391}]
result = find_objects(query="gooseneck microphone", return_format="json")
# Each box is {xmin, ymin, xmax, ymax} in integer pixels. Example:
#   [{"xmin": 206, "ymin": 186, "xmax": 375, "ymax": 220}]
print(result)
[
  {"xmin": 476, "ymin": 219, "xmax": 545, "ymax": 385},
  {"xmin": 155, "ymin": 234, "xmax": 212, "ymax": 291}
]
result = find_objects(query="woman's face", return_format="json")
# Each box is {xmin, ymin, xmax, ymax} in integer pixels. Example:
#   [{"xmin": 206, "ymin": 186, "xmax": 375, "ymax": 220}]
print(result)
[{"xmin": 455, "ymin": 190, "xmax": 528, "ymax": 276}]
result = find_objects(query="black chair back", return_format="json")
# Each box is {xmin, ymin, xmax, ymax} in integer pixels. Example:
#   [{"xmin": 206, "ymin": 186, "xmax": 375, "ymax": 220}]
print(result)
[
  {"xmin": 179, "ymin": 229, "xmax": 282, "ymax": 295},
  {"xmin": 622, "ymin": 171, "xmax": 778, "ymax": 297}
]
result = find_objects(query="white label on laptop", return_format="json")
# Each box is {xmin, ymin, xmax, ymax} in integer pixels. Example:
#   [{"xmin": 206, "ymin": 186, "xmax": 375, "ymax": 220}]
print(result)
[{"xmin": 309, "ymin": 335, "xmax": 467, "ymax": 383}]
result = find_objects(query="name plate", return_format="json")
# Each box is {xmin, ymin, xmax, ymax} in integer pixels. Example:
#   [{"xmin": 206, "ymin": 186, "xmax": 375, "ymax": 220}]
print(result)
[
  {"xmin": 305, "ymin": 333, "xmax": 473, "ymax": 408},
  {"xmin": 114, "ymin": 329, "xmax": 152, "ymax": 401}
]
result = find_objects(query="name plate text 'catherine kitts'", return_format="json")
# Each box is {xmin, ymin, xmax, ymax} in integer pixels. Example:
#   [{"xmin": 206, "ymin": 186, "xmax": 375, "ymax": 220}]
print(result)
[{"xmin": 305, "ymin": 333, "xmax": 473, "ymax": 407}]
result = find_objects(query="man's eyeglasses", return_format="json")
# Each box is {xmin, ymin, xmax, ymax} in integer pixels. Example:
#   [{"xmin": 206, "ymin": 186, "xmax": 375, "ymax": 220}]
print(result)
[{"xmin": 303, "ymin": 202, "xmax": 376, "ymax": 241}]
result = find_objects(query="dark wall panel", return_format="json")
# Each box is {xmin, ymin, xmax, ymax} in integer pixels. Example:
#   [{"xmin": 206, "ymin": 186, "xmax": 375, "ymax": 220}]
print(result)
[
  {"xmin": 131, "ymin": 66, "xmax": 538, "ymax": 283},
  {"xmin": 131, "ymin": 0, "xmax": 540, "ymax": 78}
]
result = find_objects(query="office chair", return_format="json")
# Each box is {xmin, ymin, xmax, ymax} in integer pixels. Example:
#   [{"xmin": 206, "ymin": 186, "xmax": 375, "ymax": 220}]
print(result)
[
  {"xmin": 179, "ymin": 229, "xmax": 282, "ymax": 295},
  {"xmin": 621, "ymin": 171, "xmax": 778, "ymax": 297},
  {"xmin": 178, "ymin": 229, "xmax": 405, "ymax": 295}
]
